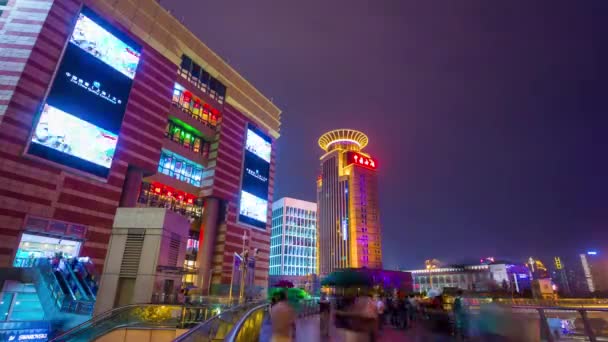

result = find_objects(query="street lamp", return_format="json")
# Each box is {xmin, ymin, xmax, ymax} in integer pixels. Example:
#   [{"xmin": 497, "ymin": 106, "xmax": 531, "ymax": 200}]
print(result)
[
  {"xmin": 229, "ymin": 232, "xmax": 248, "ymax": 304},
  {"xmin": 425, "ymin": 260, "xmax": 437, "ymax": 291}
]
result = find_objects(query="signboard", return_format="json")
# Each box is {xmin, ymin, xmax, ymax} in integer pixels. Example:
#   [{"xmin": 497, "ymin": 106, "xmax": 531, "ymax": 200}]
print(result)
[{"xmin": 345, "ymin": 151, "xmax": 377, "ymax": 170}]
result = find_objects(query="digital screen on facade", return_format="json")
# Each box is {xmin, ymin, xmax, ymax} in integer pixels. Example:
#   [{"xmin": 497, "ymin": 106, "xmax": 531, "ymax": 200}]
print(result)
[
  {"xmin": 239, "ymin": 125, "xmax": 272, "ymax": 229},
  {"xmin": 30, "ymin": 105, "xmax": 118, "ymax": 169},
  {"xmin": 28, "ymin": 7, "xmax": 140, "ymax": 177},
  {"xmin": 245, "ymin": 127, "xmax": 272, "ymax": 163},
  {"xmin": 239, "ymin": 190, "xmax": 269, "ymax": 225},
  {"xmin": 71, "ymin": 12, "xmax": 140, "ymax": 79}
]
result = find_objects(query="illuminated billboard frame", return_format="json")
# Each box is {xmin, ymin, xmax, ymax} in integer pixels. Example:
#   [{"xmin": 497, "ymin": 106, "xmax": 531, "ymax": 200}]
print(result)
[
  {"xmin": 238, "ymin": 124, "xmax": 272, "ymax": 230},
  {"xmin": 27, "ymin": 6, "xmax": 141, "ymax": 178}
]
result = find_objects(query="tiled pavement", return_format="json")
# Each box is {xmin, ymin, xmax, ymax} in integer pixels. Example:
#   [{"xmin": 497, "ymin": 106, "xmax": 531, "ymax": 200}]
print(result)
[{"xmin": 260, "ymin": 314, "xmax": 451, "ymax": 342}]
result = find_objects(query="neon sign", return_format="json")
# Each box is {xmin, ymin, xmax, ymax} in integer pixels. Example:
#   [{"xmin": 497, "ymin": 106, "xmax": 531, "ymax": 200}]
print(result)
[{"xmin": 346, "ymin": 151, "xmax": 377, "ymax": 170}]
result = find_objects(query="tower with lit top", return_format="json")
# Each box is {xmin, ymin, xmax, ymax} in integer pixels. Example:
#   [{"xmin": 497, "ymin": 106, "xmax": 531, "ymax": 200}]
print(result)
[{"xmin": 316, "ymin": 129, "xmax": 382, "ymax": 275}]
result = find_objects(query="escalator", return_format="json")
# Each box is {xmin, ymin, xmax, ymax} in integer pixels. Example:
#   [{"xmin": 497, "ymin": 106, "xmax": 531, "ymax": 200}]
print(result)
[
  {"xmin": 31, "ymin": 258, "xmax": 96, "ymax": 315},
  {"xmin": 50, "ymin": 302, "xmax": 238, "ymax": 342}
]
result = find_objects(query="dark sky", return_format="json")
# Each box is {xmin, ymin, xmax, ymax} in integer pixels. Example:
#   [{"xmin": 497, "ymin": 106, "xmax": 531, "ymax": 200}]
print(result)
[{"xmin": 163, "ymin": 1, "xmax": 608, "ymax": 270}]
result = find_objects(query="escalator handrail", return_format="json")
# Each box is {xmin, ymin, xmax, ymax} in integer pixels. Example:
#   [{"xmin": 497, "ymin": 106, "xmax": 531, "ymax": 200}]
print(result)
[
  {"xmin": 173, "ymin": 301, "xmax": 261, "ymax": 342},
  {"xmin": 53, "ymin": 269, "xmax": 76, "ymax": 301},
  {"xmin": 224, "ymin": 303, "xmax": 269, "ymax": 342},
  {"xmin": 63, "ymin": 260, "xmax": 91, "ymax": 301}
]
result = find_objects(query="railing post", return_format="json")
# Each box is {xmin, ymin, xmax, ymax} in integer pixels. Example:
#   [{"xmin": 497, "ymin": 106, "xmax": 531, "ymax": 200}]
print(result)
[
  {"xmin": 537, "ymin": 308, "xmax": 554, "ymax": 342},
  {"xmin": 579, "ymin": 310, "xmax": 597, "ymax": 342}
]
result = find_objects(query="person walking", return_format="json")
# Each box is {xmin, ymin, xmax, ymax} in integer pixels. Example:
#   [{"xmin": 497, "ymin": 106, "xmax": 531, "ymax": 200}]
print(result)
[
  {"xmin": 453, "ymin": 290, "xmax": 468, "ymax": 340},
  {"xmin": 375, "ymin": 296, "xmax": 386, "ymax": 331},
  {"xmin": 319, "ymin": 293, "xmax": 331, "ymax": 337},
  {"xmin": 270, "ymin": 290, "xmax": 296, "ymax": 342}
]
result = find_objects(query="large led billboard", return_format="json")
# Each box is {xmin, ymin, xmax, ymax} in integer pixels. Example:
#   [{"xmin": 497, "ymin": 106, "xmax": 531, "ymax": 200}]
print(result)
[
  {"xmin": 28, "ymin": 7, "xmax": 141, "ymax": 177},
  {"xmin": 30, "ymin": 105, "xmax": 118, "ymax": 169},
  {"xmin": 239, "ymin": 124, "xmax": 272, "ymax": 229}
]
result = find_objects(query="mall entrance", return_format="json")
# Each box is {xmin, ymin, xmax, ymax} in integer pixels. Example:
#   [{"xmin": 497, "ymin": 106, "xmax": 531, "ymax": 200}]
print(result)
[{"xmin": 13, "ymin": 233, "xmax": 82, "ymax": 268}]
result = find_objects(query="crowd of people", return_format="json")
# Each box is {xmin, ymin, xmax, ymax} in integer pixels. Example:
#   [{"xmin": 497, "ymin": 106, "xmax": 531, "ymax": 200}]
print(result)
[{"xmin": 266, "ymin": 289, "xmax": 525, "ymax": 341}]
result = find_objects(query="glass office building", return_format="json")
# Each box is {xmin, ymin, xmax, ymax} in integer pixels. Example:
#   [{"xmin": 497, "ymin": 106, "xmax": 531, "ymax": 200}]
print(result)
[{"xmin": 270, "ymin": 198, "xmax": 317, "ymax": 276}]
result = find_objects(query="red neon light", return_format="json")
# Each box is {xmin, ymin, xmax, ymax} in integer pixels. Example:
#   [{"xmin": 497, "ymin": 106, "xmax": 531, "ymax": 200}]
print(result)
[
  {"xmin": 154, "ymin": 187, "xmax": 161, "ymax": 193},
  {"xmin": 167, "ymin": 191, "xmax": 172, "ymax": 197},
  {"xmin": 346, "ymin": 152, "xmax": 377, "ymax": 170},
  {"xmin": 187, "ymin": 198, "xmax": 193, "ymax": 204}
]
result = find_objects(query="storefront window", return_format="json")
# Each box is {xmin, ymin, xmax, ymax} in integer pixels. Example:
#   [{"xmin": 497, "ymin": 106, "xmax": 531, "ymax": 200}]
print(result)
[
  {"xmin": 165, "ymin": 121, "xmax": 206, "ymax": 155},
  {"xmin": 178, "ymin": 54, "xmax": 226, "ymax": 104},
  {"xmin": 157, "ymin": 149, "xmax": 203, "ymax": 187},
  {"xmin": 138, "ymin": 182, "xmax": 203, "ymax": 219},
  {"xmin": 171, "ymin": 82, "xmax": 221, "ymax": 128},
  {"xmin": 13, "ymin": 233, "xmax": 82, "ymax": 267}
]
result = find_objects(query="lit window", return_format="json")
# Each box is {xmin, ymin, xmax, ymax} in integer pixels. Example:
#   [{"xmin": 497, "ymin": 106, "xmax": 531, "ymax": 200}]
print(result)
[{"xmin": 157, "ymin": 149, "xmax": 203, "ymax": 187}]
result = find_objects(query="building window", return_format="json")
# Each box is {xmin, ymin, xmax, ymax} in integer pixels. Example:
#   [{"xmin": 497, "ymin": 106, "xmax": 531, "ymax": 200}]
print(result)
[
  {"xmin": 172, "ymin": 83, "xmax": 220, "ymax": 128},
  {"xmin": 178, "ymin": 54, "xmax": 227, "ymax": 104},
  {"xmin": 165, "ymin": 120, "xmax": 208, "ymax": 155},
  {"xmin": 158, "ymin": 149, "xmax": 203, "ymax": 187},
  {"xmin": 138, "ymin": 182, "xmax": 203, "ymax": 219}
]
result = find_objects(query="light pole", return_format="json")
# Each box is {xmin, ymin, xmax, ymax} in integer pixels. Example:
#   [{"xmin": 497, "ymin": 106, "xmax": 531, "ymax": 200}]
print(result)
[
  {"xmin": 239, "ymin": 249, "xmax": 249, "ymax": 303},
  {"xmin": 229, "ymin": 232, "xmax": 248, "ymax": 304},
  {"xmin": 425, "ymin": 260, "xmax": 436, "ymax": 291}
]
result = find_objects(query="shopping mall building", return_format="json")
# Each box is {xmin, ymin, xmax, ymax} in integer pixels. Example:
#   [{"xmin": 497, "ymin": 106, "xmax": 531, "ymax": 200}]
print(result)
[{"xmin": 0, "ymin": 0, "xmax": 280, "ymax": 297}]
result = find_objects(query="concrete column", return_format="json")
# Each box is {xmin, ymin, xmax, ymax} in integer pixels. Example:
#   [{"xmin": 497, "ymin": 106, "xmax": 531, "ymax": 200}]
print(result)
[
  {"xmin": 119, "ymin": 167, "xmax": 143, "ymax": 207},
  {"xmin": 197, "ymin": 197, "xmax": 220, "ymax": 295}
]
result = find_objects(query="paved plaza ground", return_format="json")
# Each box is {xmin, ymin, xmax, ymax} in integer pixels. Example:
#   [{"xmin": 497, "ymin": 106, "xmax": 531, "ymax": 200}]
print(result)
[{"xmin": 259, "ymin": 314, "xmax": 453, "ymax": 341}]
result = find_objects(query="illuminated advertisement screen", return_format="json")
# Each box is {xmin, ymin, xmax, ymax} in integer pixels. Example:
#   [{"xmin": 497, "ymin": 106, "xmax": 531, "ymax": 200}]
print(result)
[
  {"xmin": 28, "ymin": 7, "xmax": 140, "ymax": 177},
  {"xmin": 239, "ymin": 190, "xmax": 269, "ymax": 226},
  {"xmin": 239, "ymin": 124, "xmax": 272, "ymax": 229},
  {"xmin": 70, "ymin": 12, "xmax": 140, "ymax": 79},
  {"xmin": 245, "ymin": 127, "xmax": 272, "ymax": 163},
  {"xmin": 30, "ymin": 104, "xmax": 118, "ymax": 169}
]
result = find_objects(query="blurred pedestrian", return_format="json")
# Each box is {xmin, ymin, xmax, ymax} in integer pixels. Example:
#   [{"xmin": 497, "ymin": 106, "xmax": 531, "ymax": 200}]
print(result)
[
  {"xmin": 375, "ymin": 295, "xmax": 386, "ymax": 331},
  {"xmin": 270, "ymin": 290, "xmax": 296, "ymax": 342},
  {"xmin": 319, "ymin": 293, "xmax": 331, "ymax": 337},
  {"xmin": 453, "ymin": 290, "xmax": 468, "ymax": 340},
  {"xmin": 408, "ymin": 294, "xmax": 417, "ymax": 325}
]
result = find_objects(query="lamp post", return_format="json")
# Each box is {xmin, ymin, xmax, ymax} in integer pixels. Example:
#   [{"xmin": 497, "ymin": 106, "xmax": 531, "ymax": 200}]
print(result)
[
  {"xmin": 229, "ymin": 232, "xmax": 248, "ymax": 304},
  {"xmin": 425, "ymin": 260, "xmax": 437, "ymax": 291},
  {"xmin": 239, "ymin": 249, "xmax": 249, "ymax": 304}
]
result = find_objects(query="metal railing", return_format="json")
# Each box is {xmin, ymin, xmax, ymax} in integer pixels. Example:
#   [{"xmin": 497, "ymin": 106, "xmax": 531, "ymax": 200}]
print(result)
[
  {"xmin": 417, "ymin": 303, "xmax": 608, "ymax": 341},
  {"xmin": 510, "ymin": 306, "xmax": 608, "ymax": 342}
]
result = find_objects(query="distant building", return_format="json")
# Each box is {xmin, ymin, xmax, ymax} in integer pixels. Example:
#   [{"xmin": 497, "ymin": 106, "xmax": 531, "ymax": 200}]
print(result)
[
  {"xmin": 552, "ymin": 256, "xmax": 572, "ymax": 296},
  {"xmin": 579, "ymin": 251, "xmax": 608, "ymax": 293},
  {"xmin": 270, "ymin": 198, "xmax": 317, "ymax": 276},
  {"xmin": 407, "ymin": 262, "xmax": 531, "ymax": 293},
  {"xmin": 317, "ymin": 129, "xmax": 382, "ymax": 275}
]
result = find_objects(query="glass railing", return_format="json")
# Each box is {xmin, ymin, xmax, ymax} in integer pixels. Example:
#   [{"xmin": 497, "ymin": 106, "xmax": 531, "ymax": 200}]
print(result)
[
  {"xmin": 49, "ymin": 301, "xmax": 234, "ymax": 342},
  {"xmin": 224, "ymin": 303, "xmax": 269, "ymax": 342},
  {"xmin": 411, "ymin": 302, "xmax": 608, "ymax": 341},
  {"xmin": 175, "ymin": 301, "xmax": 264, "ymax": 342}
]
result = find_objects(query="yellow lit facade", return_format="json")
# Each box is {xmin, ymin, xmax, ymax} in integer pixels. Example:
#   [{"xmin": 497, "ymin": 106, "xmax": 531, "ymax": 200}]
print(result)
[{"xmin": 316, "ymin": 129, "xmax": 382, "ymax": 275}]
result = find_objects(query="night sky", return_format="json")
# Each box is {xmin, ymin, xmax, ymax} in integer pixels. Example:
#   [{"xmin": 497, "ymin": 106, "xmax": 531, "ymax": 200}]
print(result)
[{"xmin": 163, "ymin": 1, "xmax": 608, "ymax": 270}]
